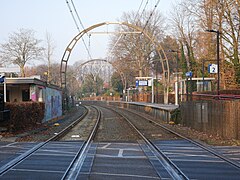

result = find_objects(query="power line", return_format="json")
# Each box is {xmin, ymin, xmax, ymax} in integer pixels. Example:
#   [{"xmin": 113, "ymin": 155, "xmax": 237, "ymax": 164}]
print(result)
[
  {"xmin": 65, "ymin": 0, "xmax": 80, "ymax": 31},
  {"xmin": 65, "ymin": 0, "xmax": 92, "ymax": 59},
  {"xmin": 70, "ymin": 0, "xmax": 86, "ymax": 31},
  {"xmin": 107, "ymin": 34, "xmax": 124, "ymax": 61},
  {"xmin": 133, "ymin": 0, "xmax": 145, "ymax": 22},
  {"xmin": 107, "ymin": 0, "xmax": 147, "ymax": 61},
  {"xmin": 142, "ymin": 0, "xmax": 161, "ymax": 33},
  {"xmin": 138, "ymin": 0, "xmax": 150, "ymax": 24}
]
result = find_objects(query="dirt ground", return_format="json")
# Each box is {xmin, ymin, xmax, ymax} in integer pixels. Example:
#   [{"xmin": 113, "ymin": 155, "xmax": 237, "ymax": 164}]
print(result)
[{"xmin": 163, "ymin": 122, "xmax": 240, "ymax": 146}]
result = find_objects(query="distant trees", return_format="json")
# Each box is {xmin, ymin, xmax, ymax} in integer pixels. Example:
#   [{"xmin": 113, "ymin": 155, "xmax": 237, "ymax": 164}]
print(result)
[
  {"xmin": 0, "ymin": 28, "xmax": 44, "ymax": 77},
  {"xmin": 109, "ymin": 11, "xmax": 166, "ymax": 88},
  {"xmin": 25, "ymin": 63, "xmax": 61, "ymax": 86},
  {"xmin": 111, "ymin": 72, "xmax": 124, "ymax": 93},
  {"xmin": 169, "ymin": 0, "xmax": 240, "ymax": 87},
  {"xmin": 81, "ymin": 74, "xmax": 104, "ymax": 97},
  {"xmin": 170, "ymin": 1, "xmax": 199, "ymax": 76}
]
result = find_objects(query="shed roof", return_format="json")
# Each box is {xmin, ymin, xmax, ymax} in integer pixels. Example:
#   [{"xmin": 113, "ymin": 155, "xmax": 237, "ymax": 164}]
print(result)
[{"xmin": 3, "ymin": 77, "xmax": 62, "ymax": 91}]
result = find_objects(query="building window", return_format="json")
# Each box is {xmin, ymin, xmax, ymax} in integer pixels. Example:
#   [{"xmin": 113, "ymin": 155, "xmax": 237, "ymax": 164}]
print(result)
[{"xmin": 22, "ymin": 89, "xmax": 30, "ymax": 101}]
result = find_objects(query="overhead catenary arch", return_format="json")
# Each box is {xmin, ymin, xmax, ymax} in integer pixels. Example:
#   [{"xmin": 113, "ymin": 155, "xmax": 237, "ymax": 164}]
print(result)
[
  {"xmin": 60, "ymin": 21, "xmax": 170, "ymax": 103},
  {"xmin": 76, "ymin": 58, "xmax": 129, "ymax": 91},
  {"xmin": 76, "ymin": 58, "xmax": 113, "ymax": 83}
]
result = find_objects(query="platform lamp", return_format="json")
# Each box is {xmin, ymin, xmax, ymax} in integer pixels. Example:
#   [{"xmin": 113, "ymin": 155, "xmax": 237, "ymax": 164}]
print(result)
[{"xmin": 205, "ymin": 29, "xmax": 221, "ymax": 96}]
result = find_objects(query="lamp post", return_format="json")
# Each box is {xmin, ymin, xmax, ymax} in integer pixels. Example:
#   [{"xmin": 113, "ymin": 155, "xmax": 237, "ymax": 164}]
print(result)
[{"xmin": 206, "ymin": 29, "xmax": 220, "ymax": 96}]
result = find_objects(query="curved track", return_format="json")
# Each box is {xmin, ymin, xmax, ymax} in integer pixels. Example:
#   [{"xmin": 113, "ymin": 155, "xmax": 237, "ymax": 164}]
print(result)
[{"xmin": 0, "ymin": 106, "xmax": 100, "ymax": 179}]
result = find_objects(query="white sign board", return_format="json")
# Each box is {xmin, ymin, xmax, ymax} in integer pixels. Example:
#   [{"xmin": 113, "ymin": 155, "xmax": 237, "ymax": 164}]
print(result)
[
  {"xmin": 208, "ymin": 64, "xmax": 218, "ymax": 74},
  {"xmin": 138, "ymin": 80, "xmax": 148, "ymax": 86}
]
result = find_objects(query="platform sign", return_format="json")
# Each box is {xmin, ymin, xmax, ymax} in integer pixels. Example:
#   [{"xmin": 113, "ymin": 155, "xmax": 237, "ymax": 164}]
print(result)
[
  {"xmin": 208, "ymin": 64, "xmax": 218, "ymax": 74},
  {"xmin": 185, "ymin": 71, "xmax": 193, "ymax": 77},
  {"xmin": 138, "ymin": 80, "xmax": 148, "ymax": 86}
]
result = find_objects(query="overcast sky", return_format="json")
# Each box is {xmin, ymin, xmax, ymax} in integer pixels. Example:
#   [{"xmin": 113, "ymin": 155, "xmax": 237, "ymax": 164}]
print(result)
[{"xmin": 0, "ymin": 0, "xmax": 178, "ymax": 66}]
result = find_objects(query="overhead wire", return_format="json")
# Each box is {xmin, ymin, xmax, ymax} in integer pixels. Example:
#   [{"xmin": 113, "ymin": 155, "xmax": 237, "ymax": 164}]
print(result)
[
  {"xmin": 70, "ymin": 0, "xmax": 86, "ymax": 31},
  {"xmin": 65, "ymin": 0, "xmax": 92, "ymax": 59},
  {"xmin": 133, "ymin": 0, "xmax": 145, "ymax": 22},
  {"xmin": 138, "ymin": 0, "xmax": 150, "ymax": 24},
  {"xmin": 107, "ymin": 34, "xmax": 123, "ymax": 61},
  {"xmin": 130, "ymin": 0, "xmax": 161, "ymax": 71},
  {"xmin": 141, "ymin": 0, "xmax": 161, "ymax": 33},
  {"xmin": 107, "ymin": 0, "xmax": 147, "ymax": 60}
]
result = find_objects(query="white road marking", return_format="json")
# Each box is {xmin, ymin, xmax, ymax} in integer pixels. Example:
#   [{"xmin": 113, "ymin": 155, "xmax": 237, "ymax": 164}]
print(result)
[
  {"xmin": 118, "ymin": 149, "xmax": 124, "ymax": 157},
  {"xmin": 98, "ymin": 142, "xmax": 139, "ymax": 146},
  {"xmin": 71, "ymin": 135, "xmax": 80, "ymax": 138},
  {"xmin": 95, "ymin": 154, "xmax": 147, "ymax": 159},
  {"xmin": 98, "ymin": 147, "xmax": 141, "ymax": 151},
  {"xmin": 85, "ymin": 172, "xmax": 160, "ymax": 179},
  {"xmin": 163, "ymin": 152, "xmax": 214, "ymax": 158},
  {"xmin": 101, "ymin": 143, "xmax": 111, "ymax": 149},
  {"xmin": 172, "ymin": 159, "xmax": 224, "ymax": 163},
  {"xmin": 11, "ymin": 168, "xmax": 64, "ymax": 173}
]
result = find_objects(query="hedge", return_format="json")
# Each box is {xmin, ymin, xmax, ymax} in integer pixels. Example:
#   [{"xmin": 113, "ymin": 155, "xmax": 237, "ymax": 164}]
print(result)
[{"xmin": 5, "ymin": 102, "xmax": 45, "ymax": 132}]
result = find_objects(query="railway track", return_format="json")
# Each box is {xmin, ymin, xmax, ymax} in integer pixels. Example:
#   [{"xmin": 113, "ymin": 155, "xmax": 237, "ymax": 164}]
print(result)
[
  {"xmin": 0, "ymin": 105, "xmax": 101, "ymax": 179},
  {"xmin": 100, "ymin": 106, "xmax": 188, "ymax": 179},
  {"xmin": 61, "ymin": 106, "xmax": 101, "ymax": 180},
  {"xmin": 0, "ymin": 104, "xmax": 240, "ymax": 179},
  {"xmin": 115, "ymin": 106, "xmax": 240, "ymax": 168},
  {"xmin": 110, "ymin": 105, "xmax": 240, "ymax": 179}
]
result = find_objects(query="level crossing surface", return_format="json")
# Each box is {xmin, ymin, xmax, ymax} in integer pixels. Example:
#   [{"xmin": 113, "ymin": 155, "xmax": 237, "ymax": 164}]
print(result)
[
  {"xmin": 78, "ymin": 142, "xmax": 171, "ymax": 179},
  {"xmin": 0, "ymin": 141, "xmax": 240, "ymax": 179},
  {"xmin": 0, "ymin": 142, "xmax": 38, "ymax": 168},
  {"xmin": 154, "ymin": 140, "xmax": 240, "ymax": 179},
  {"xmin": 0, "ymin": 141, "xmax": 84, "ymax": 179}
]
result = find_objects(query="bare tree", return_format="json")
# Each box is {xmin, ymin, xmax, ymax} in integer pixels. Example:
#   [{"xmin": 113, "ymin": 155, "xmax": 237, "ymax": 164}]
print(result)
[
  {"xmin": 25, "ymin": 63, "xmax": 61, "ymax": 85},
  {"xmin": 186, "ymin": 0, "xmax": 240, "ymax": 85},
  {"xmin": 170, "ymin": 1, "xmax": 198, "ymax": 75},
  {"xmin": 44, "ymin": 32, "xmax": 55, "ymax": 83},
  {"xmin": 0, "ymin": 28, "xmax": 44, "ymax": 77},
  {"xmin": 109, "ymin": 10, "xmax": 165, "ymax": 87}
]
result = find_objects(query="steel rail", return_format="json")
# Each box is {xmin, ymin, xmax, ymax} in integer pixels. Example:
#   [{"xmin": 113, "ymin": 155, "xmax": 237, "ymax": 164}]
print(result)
[
  {"xmin": 122, "ymin": 107, "xmax": 240, "ymax": 170},
  {"xmin": 0, "ymin": 106, "xmax": 88, "ymax": 176},
  {"xmin": 108, "ymin": 107, "xmax": 189, "ymax": 180},
  {"xmin": 61, "ymin": 105, "xmax": 101, "ymax": 180},
  {"xmin": 148, "ymin": 117, "xmax": 240, "ymax": 170}
]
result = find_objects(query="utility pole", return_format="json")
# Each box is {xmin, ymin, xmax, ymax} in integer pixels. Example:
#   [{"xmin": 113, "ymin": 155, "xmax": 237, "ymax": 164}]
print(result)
[{"xmin": 206, "ymin": 29, "xmax": 221, "ymax": 96}]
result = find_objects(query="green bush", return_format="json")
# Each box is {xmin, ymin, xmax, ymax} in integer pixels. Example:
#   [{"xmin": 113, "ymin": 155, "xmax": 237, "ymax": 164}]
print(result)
[
  {"xmin": 170, "ymin": 108, "xmax": 182, "ymax": 124},
  {"xmin": 5, "ymin": 102, "xmax": 45, "ymax": 132}
]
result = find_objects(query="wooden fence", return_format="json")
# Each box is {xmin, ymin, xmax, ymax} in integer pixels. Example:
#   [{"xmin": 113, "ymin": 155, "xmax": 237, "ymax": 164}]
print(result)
[{"xmin": 180, "ymin": 100, "xmax": 240, "ymax": 139}]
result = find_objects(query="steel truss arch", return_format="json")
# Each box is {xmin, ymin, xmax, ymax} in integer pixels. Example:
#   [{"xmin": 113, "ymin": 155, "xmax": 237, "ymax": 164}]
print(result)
[
  {"xmin": 76, "ymin": 59, "xmax": 113, "ymax": 83},
  {"xmin": 60, "ymin": 21, "xmax": 170, "ymax": 103}
]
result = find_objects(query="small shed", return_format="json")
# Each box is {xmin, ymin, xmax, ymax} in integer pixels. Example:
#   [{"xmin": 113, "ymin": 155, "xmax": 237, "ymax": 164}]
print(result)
[{"xmin": 0, "ymin": 77, "xmax": 62, "ymax": 122}]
